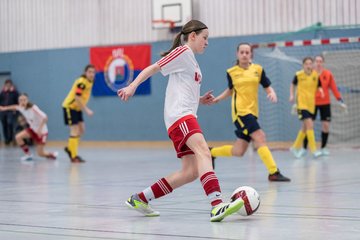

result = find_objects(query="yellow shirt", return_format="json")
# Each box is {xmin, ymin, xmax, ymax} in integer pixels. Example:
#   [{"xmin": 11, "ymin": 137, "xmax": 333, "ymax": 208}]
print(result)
[
  {"xmin": 227, "ymin": 64, "xmax": 271, "ymax": 121},
  {"xmin": 62, "ymin": 76, "xmax": 93, "ymax": 111},
  {"xmin": 293, "ymin": 70, "xmax": 320, "ymax": 114}
]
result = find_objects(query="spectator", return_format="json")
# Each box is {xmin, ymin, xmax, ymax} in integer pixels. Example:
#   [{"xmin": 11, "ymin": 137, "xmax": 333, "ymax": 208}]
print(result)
[{"xmin": 0, "ymin": 79, "xmax": 19, "ymax": 145}]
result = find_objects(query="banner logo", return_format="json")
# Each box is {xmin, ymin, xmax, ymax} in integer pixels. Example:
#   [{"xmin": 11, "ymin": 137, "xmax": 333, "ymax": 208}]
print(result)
[
  {"xmin": 104, "ymin": 48, "xmax": 134, "ymax": 91},
  {"xmin": 90, "ymin": 44, "xmax": 151, "ymax": 96}
]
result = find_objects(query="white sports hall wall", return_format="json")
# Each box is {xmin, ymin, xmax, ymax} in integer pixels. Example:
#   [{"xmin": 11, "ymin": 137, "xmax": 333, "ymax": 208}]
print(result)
[{"xmin": 1, "ymin": 0, "xmax": 359, "ymax": 52}]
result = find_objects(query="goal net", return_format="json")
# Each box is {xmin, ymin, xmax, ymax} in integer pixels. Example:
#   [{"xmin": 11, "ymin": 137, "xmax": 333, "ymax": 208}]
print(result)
[{"xmin": 252, "ymin": 37, "xmax": 360, "ymax": 147}]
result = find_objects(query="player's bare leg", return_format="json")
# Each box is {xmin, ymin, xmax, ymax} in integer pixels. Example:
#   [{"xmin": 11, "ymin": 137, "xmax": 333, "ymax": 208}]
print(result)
[{"xmin": 15, "ymin": 130, "xmax": 33, "ymax": 161}]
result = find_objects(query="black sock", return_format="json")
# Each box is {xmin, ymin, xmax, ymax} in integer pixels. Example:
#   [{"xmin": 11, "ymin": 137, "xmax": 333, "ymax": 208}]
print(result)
[
  {"xmin": 321, "ymin": 132, "xmax": 329, "ymax": 148},
  {"xmin": 303, "ymin": 136, "xmax": 308, "ymax": 149}
]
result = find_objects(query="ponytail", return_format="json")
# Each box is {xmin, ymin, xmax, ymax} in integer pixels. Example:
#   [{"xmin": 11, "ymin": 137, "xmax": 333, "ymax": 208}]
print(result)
[
  {"xmin": 161, "ymin": 32, "xmax": 183, "ymax": 57},
  {"xmin": 161, "ymin": 20, "xmax": 208, "ymax": 57}
]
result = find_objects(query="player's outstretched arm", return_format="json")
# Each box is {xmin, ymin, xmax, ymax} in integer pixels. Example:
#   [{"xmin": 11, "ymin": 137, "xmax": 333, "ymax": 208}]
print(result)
[
  {"xmin": 330, "ymin": 77, "xmax": 347, "ymax": 111},
  {"xmin": 75, "ymin": 96, "xmax": 93, "ymax": 116},
  {"xmin": 0, "ymin": 105, "xmax": 17, "ymax": 111},
  {"xmin": 289, "ymin": 84, "xmax": 295, "ymax": 102},
  {"xmin": 329, "ymin": 73, "xmax": 343, "ymax": 101},
  {"xmin": 37, "ymin": 116, "xmax": 48, "ymax": 135},
  {"xmin": 118, "ymin": 63, "xmax": 160, "ymax": 101},
  {"xmin": 265, "ymin": 86, "xmax": 277, "ymax": 103},
  {"xmin": 211, "ymin": 88, "xmax": 232, "ymax": 104}
]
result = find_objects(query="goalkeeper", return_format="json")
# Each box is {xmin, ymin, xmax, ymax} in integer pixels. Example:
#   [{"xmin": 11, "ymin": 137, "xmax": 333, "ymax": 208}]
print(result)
[{"xmin": 303, "ymin": 55, "xmax": 347, "ymax": 155}]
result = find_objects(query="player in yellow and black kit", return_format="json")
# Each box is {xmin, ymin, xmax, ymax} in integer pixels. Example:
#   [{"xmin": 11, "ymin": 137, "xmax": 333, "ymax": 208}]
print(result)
[
  {"xmin": 62, "ymin": 64, "xmax": 95, "ymax": 163},
  {"xmin": 289, "ymin": 57, "xmax": 324, "ymax": 158},
  {"xmin": 210, "ymin": 43, "xmax": 290, "ymax": 182}
]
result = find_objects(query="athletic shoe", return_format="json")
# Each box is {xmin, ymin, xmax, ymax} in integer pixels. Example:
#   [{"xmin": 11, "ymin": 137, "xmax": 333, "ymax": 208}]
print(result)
[
  {"xmin": 210, "ymin": 198, "xmax": 244, "ymax": 222},
  {"xmin": 64, "ymin": 147, "xmax": 72, "ymax": 160},
  {"xmin": 47, "ymin": 151, "xmax": 58, "ymax": 160},
  {"xmin": 209, "ymin": 147, "xmax": 216, "ymax": 169},
  {"xmin": 294, "ymin": 148, "xmax": 307, "ymax": 158},
  {"xmin": 313, "ymin": 150, "xmax": 323, "ymax": 158},
  {"xmin": 20, "ymin": 154, "xmax": 33, "ymax": 161},
  {"xmin": 65, "ymin": 147, "xmax": 85, "ymax": 162},
  {"xmin": 289, "ymin": 147, "xmax": 298, "ymax": 157},
  {"xmin": 321, "ymin": 148, "xmax": 330, "ymax": 156},
  {"xmin": 268, "ymin": 169, "xmax": 291, "ymax": 182},
  {"xmin": 125, "ymin": 194, "xmax": 160, "ymax": 217},
  {"xmin": 71, "ymin": 156, "xmax": 86, "ymax": 163}
]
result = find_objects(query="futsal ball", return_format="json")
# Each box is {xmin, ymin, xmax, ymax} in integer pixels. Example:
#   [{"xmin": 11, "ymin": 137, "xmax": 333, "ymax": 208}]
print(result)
[{"xmin": 230, "ymin": 186, "xmax": 260, "ymax": 216}]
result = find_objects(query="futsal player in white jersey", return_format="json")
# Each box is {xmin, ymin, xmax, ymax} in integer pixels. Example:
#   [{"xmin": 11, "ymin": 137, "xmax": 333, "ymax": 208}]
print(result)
[
  {"xmin": 118, "ymin": 20, "xmax": 244, "ymax": 222},
  {"xmin": 0, "ymin": 93, "xmax": 57, "ymax": 161}
]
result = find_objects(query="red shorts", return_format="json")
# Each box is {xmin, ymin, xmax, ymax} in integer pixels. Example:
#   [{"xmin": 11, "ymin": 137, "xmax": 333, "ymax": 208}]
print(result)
[
  {"xmin": 168, "ymin": 115, "xmax": 203, "ymax": 158},
  {"xmin": 26, "ymin": 128, "xmax": 48, "ymax": 145}
]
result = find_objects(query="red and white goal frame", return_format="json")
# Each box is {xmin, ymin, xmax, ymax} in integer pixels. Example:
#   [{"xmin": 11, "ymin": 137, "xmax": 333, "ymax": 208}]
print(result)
[{"xmin": 252, "ymin": 36, "xmax": 360, "ymax": 49}]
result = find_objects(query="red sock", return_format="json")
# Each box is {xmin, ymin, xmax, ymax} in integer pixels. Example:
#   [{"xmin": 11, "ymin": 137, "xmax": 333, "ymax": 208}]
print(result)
[
  {"xmin": 20, "ymin": 144, "xmax": 30, "ymax": 154},
  {"xmin": 138, "ymin": 178, "xmax": 173, "ymax": 203},
  {"xmin": 200, "ymin": 171, "xmax": 223, "ymax": 206}
]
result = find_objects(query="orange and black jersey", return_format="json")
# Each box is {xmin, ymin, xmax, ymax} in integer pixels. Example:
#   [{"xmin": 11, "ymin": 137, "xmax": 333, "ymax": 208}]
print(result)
[
  {"xmin": 315, "ymin": 69, "xmax": 342, "ymax": 106},
  {"xmin": 227, "ymin": 64, "xmax": 271, "ymax": 121},
  {"xmin": 62, "ymin": 76, "xmax": 93, "ymax": 111}
]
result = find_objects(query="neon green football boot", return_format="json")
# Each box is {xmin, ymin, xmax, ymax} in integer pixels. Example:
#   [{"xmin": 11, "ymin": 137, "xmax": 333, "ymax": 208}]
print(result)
[
  {"xmin": 125, "ymin": 194, "xmax": 160, "ymax": 217},
  {"xmin": 210, "ymin": 198, "xmax": 244, "ymax": 222}
]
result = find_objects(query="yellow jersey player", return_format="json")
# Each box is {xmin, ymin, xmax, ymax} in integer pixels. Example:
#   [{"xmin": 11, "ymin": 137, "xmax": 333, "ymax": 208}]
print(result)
[
  {"xmin": 289, "ymin": 57, "xmax": 324, "ymax": 158},
  {"xmin": 62, "ymin": 64, "xmax": 95, "ymax": 163},
  {"xmin": 210, "ymin": 43, "xmax": 290, "ymax": 182},
  {"xmin": 303, "ymin": 55, "xmax": 347, "ymax": 155}
]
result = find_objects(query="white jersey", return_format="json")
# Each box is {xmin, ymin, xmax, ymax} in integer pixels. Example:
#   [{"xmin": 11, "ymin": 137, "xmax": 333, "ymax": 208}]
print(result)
[
  {"xmin": 157, "ymin": 45, "xmax": 202, "ymax": 130},
  {"xmin": 16, "ymin": 105, "xmax": 48, "ymax": 134}
]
